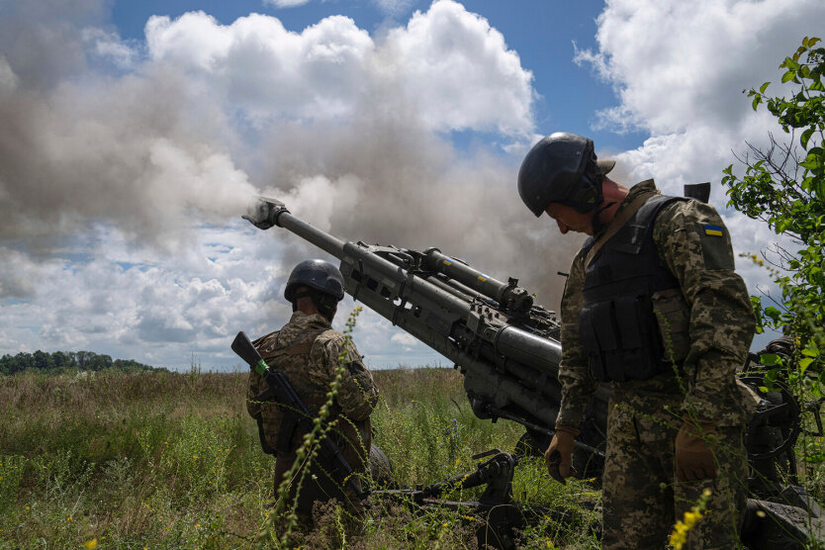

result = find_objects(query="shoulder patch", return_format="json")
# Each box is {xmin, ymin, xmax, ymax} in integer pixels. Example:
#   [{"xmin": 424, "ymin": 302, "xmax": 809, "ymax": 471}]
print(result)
[
  {"xmin": 696, "ymin": 223, "xmax": 735, "ymax": 270},
  {"xmin": 703, "ymin": 224, "xmax": 724, "ymax": 237}
]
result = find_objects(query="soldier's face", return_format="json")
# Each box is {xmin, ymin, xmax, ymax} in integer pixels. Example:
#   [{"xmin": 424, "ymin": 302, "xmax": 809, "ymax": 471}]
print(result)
[{"xmin": 544, "ymin": 203, "xmax": 595, "ymax": 235}]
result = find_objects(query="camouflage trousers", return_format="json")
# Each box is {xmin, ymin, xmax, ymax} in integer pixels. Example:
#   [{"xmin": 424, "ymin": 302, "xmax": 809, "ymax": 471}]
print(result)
[{"xmin": 601, "ymin": 391, "xmax": 748, "ymax": 549}]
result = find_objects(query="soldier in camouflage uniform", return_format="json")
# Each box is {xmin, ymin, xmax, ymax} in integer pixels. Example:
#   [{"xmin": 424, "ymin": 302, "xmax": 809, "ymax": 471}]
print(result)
[
  {"xmin": 246, "ymin": 260, "xmax": 379, "ymax": 522},
  {"xmin": 517, "ymin": 133, "xmax": 755, "ymax": 549}
]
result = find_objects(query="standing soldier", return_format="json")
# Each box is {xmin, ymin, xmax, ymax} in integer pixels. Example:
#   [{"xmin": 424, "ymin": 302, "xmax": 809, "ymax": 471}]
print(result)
[
  {"xmin": 246, "ymin": 259, "xmax": 379, "ymax": 524},
  {"xmin": 517, "ymin": 133, "xmax": 755, "ymax": 548}
]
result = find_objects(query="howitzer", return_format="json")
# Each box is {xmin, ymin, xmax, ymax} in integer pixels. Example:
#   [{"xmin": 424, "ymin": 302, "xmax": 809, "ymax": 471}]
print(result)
[
  {"xmin": 231, "ymin": 330, "xmax": 367, "ymax": 500},
  {"xmin": 243, "ymin": 197, "xmax": 610, "ymax": 469},
  {"xmin": 243, "ymin": 197, "xmax": 824, "ymax": 547}
]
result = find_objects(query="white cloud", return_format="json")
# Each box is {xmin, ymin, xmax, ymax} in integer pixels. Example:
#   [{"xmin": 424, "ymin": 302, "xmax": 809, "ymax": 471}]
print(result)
[
  {"xmin": 82, "ymin": 27, "xmax": 140, "ymax": 69},
  {"xmin": 579, "ymin": 0, "xmax": 825, "ymax": 346},
  {"xmin": 0, "ymin": 56, "xmax": 19, "ymax": 95},
  {"xmin": 382, "ymin": 0, "xmax": 534, "ymax": 135},
  {"xmin": 578, "ymin": 0, "xmax": 824, "ymax": 135},
  {"xmin": 1, "ymin": 221, "xmax": 292, "ymax": 368},
  {"xmin": 145, "ymin": 11, "xmax": 375, "ymax": 122},
  {"xmin": 372, "ymin": 0, "xmax": 416, "ymax": 17},
  {"xmin": 577, "ymin": 0, "xmax": 825, "ymax": 202},
  {"xmin": 264, "ymin": 0, "xmax": 312, "ymax": 7},
  {"xmin": 143, "ymin": 1, "xmax": 534, "ymax": 135},
  {"xmin": 391, "ymin": 332, "xmax": 419, "ymax": 347}
]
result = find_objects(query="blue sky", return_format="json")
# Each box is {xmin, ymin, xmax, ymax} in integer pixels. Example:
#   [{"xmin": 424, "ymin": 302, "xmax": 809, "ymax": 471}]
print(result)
[{"xmin": 1, "ymin": 0, "xmax": 823, "ymax": 370}]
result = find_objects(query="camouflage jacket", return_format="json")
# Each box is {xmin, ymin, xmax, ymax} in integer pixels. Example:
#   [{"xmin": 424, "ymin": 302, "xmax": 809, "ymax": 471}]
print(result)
[
  {"xmin": 556, "ymin": 180, "xmax": 756, "ymax": 428},
  {"xmin": 246, "ymin": 311, "xmax": 379, "ymax": 467}
]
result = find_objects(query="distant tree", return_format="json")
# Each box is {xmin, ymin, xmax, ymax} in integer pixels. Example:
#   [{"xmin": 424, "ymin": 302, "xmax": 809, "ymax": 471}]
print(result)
[
  {"xmin": 74, "ymin": 351, "xmax": 93, "ymax": 368},
  {"xmin": 52, "ymin": 351, "xmax": 71, "ymax": 369},
  {"xmin": 90, "ymin": 354, "xmax": 113, "ymax": 371},
  {"xmin": 722, "ymin": 36, "xmax": 824, "ymax": 389},
  {"xmin": 0, "ymin": 350, "xmax": 162, "ymax": 375},
  {"xmin": 32, "ymin": 350, "xmax": 54, "ymax": 371},
  {"xmin": 9, "ymin": 352, "xmax": 33, "ymax": 373}
]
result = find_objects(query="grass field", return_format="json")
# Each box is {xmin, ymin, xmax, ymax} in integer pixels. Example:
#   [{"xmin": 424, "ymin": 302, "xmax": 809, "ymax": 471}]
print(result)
[
  {"xmin": 0, "ymin": 367, "xmax": 603, "ymax": 549},
  {"xmin": 2, "ymin": 365, "xmax": 823, "ymax": 548}
]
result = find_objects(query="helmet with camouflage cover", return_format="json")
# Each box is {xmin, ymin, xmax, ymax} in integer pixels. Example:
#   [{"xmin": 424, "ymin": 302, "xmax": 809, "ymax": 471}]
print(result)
[{"xmin": 517, "ymin": 132, "xmax": 615, "ymax": 217}]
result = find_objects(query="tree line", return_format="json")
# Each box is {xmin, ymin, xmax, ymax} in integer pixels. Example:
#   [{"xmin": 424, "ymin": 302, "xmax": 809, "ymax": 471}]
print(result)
[{"xmin": 0, "ymin": 350, "xmax": 164, "ymax": 375}]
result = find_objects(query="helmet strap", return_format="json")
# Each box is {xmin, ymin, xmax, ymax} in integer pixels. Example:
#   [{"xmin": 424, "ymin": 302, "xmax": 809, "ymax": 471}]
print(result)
[{"xmin": 591, "ymin": 201, "xmax": 616, "ymax": 234}]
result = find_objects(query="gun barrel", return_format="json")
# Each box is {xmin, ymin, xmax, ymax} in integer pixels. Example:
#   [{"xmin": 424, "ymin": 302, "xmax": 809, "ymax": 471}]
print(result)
[{"xmin": 274, "ymin": 209, "xmax": 346, "ymax": 259}]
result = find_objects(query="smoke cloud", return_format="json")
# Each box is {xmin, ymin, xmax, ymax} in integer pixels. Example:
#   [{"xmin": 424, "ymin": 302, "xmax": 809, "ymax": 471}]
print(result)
[{"xmin": 0, "ymin": 0, "xmax": 577, "ymax": 367}]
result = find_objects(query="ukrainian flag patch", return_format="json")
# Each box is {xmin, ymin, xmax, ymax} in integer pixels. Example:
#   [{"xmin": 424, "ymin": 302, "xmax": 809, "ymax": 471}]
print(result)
[{"xmin": 704, "ymin": 225, "xmax": 723, "ymax": 237}]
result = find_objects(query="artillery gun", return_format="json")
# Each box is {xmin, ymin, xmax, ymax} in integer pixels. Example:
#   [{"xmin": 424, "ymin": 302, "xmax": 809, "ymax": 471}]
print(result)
[{"xmin": 242, "ymin": 196, "xmax": 824, "ymax": 548}]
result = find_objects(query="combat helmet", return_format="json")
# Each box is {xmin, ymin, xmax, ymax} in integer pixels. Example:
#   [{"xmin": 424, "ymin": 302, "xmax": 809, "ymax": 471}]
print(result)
[
  {"xmin": 284, "ymin": 259, "xmax": 345, "ymax": 319},
  {"xmin": 517, "ymin": 132, "xmax": 615, "ymax": 217}
]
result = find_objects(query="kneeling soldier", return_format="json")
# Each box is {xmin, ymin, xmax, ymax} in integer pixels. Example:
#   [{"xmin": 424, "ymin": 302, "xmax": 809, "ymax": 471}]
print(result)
[{"xmin": 246, "ymin": 259, "xmax": 379, "ymax": 524}]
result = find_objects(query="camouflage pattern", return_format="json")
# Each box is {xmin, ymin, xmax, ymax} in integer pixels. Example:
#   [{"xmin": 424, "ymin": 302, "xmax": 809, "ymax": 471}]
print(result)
[
  {"xmin": 554, "ymin": 180, "xmax": 755, "ymax": 547},
  {"xmin": 601, "ymin": 389, "xmax": 748, "ymax": 549},
  {"xmin": 246, "ymin": 310, "xmax": 379, "ymax": 513}
]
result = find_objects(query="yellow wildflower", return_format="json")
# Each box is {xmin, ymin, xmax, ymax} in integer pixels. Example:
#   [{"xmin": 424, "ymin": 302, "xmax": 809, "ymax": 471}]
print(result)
[
  {"xmin": 83, "ymin": 539, "xmax": 98, "ymax": 549},
  {"xmin": 669, "ymin": 500, "xmax": 708, "ymax": 549}
]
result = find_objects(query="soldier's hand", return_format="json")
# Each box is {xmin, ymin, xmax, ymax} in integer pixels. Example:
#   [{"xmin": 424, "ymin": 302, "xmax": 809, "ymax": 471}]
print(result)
[
  {"xmin": 544, "ymin": 425, "xmax": 580, "ymax": 484},
  {"xmin": 675, "ymin": 417, "xmax": 718, "ymax": 482}
]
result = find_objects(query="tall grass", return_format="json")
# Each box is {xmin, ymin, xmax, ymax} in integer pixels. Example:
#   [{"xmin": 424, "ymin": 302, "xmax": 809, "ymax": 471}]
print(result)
[{"xmin": 0, "ymin": 367, "xmax": 601, "ymax": 548}]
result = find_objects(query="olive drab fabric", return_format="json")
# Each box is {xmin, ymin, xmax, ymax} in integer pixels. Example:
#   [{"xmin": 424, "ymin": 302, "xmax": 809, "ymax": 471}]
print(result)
[
  {"xmin": 246, "ymin": 311, "xmax": 379, "ymax": 513},
  {"xmin": 554, "ymin": 180, "xmax": 755, "ymax": 548}
]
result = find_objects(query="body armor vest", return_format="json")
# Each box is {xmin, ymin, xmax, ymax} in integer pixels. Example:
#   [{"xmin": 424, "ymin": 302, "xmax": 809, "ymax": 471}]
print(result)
[{"xmin": 578, "ymin": 194, "xmax": 687, "ymax": 382}]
